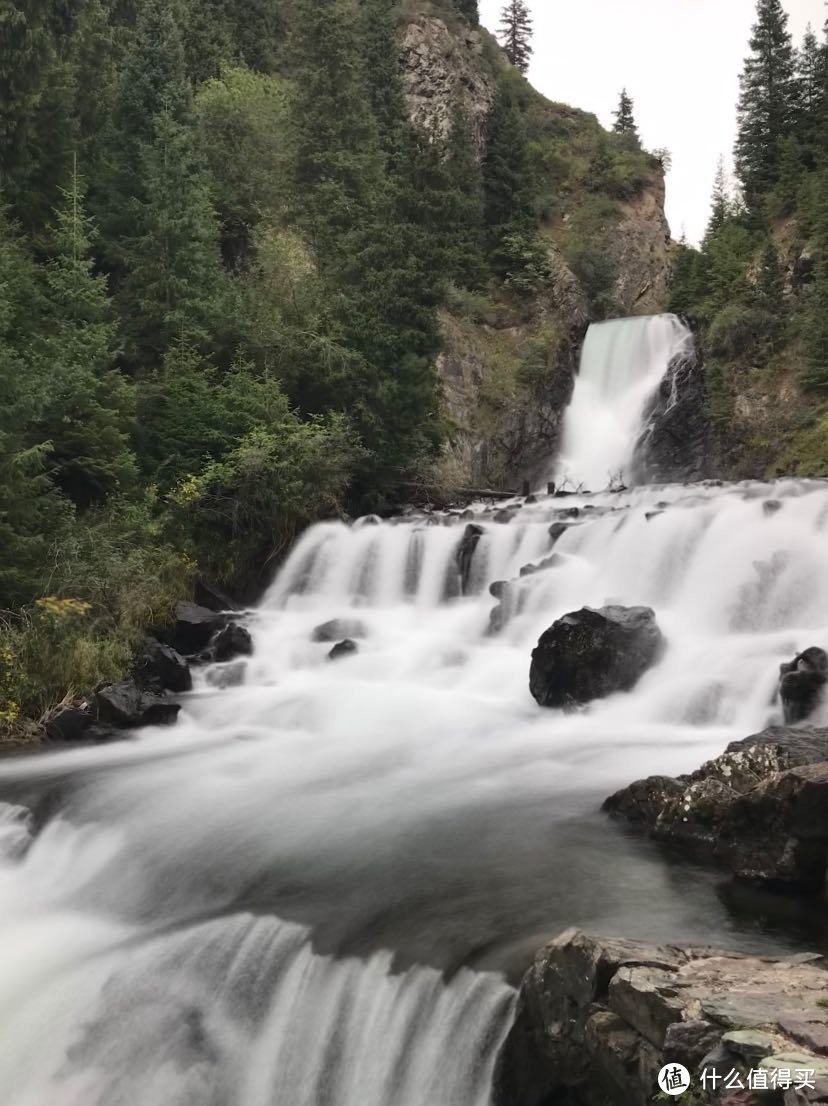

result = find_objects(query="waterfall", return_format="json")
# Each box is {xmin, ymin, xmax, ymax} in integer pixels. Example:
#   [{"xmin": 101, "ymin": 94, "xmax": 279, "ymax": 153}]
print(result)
[
  {"xmin": 2, "ymin": 474, "xmax": 828, "ymax": 1100},
  {"xmin": 555, "ymin": 314, "xmax": 693, "ymax": 491}
]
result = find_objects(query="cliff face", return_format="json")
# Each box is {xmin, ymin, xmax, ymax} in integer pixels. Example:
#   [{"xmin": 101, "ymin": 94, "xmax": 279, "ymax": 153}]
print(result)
[
  {"xmin": 397, "ymin": 9, "xmax": 675, "ymax": 491},
  {"xmin": 611, "ymin": 172, "xmax": 672, "ymax": 317}
]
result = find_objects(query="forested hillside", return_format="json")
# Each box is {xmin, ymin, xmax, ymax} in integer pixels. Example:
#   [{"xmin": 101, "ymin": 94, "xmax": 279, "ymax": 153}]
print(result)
[
  {"xmin": 0, "ymin": 0, "xmax": 668, "ymax": 729},
  {"xmin": 670, "ymin": 0, "xmax": 828, "ymax": 478}
]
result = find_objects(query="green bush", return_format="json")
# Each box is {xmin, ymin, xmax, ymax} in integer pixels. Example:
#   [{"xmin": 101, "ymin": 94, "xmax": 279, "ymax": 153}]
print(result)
[{"xmin": 707, "ymin": 304, "xmax": 766, "ymax": 359}]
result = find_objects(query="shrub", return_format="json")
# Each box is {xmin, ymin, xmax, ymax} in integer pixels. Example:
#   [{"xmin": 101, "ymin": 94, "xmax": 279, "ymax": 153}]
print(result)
[{"xmin": 707, "ymin": 304, "xmax": 766, "ymax": 359}]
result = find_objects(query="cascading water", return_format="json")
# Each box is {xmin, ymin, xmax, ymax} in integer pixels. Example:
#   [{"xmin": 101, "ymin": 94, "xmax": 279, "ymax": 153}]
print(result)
[
  {"xmin": 2, "ymin": 482, "xmax": 828, "ymax": 1096},
  {"xmin": 555, "ymin": 314, "xmax": 693, "ymax": 491}
]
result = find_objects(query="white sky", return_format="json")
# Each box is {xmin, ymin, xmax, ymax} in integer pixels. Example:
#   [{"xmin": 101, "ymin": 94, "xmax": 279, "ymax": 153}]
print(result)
[{"xmin": 479, "ymin": 0, "xmax": 825, "ymax": 243}]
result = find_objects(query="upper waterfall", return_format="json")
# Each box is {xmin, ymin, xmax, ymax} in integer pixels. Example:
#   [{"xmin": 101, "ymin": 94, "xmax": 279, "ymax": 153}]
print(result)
[{"xmin": 554, "ymin": 314, "xmax": 693, "ymax": 491}]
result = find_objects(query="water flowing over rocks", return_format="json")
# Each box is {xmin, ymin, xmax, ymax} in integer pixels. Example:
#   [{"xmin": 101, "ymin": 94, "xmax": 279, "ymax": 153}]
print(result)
[
  {"xmin": 311, "ymin": 618, "xmax": 368, "ymax": 643},
  {"xmin": 494, "ymin": 929, "xmax": 828, "ymax": 1106},
  {"xmin": 604, "ymin": 725, "xmax": 828, "ymax": 893},
  {"xmin": 529, "ymin": 605, "xmax": 664, "ymax": 709}
]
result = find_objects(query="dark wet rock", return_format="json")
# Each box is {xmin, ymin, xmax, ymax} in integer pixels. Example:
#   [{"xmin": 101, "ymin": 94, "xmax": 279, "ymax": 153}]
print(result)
[
  {"xmin": 312, "ymin": 618, "xmax": 368, "ymax": 643},
  {"xmin": 519, "ymin": 554, "xmax": 564, "ymax": 578},
  {"xmin": 96, "ymin": 680, "xmax": 181, "ymax": 729},
  {"xmin": 763, "ymin": 499, "xmax": 783, "ymax": 516},
  {"xmin": 604, "ymin": 725, "xmax": 828, "ymax": 892},
  {"xmin": 548, "ymin": 522, "xmax": 570, "ymax": 546},
  {"xmin": 555, "ymin": 507, "xmax": 581, "ymax": 519},
  {"xmin": 780, "ymin": 647, "xmax": 827, "ymax": 724},
  {"xmin": 328, "ymin": 639, "xmax": 359, "ymax": 662},
  {"xmin": 529, "ymin": 605, "xmax": 664, "ymax": 710},
  {"xmin": 493, "ymin": 509, "xmax": 516, "ymax": 524},
  {"xmin": 44, "ymin": 705, "xmax": 94, "ymax": 744},
  {"xmin": 134, "ymin": 638, "xmax": 192, "ymax": 694},
  {"xmin": 456, "ymin": 523, "xmax": 484, "ymax": 595},
  {"xmin": 525, "ymin": 494, "xmax": 538, "ymax": 504},
  {"xmin": 632, "ymin": 342, "xmax": 711, "ymax": 485},
  {"xmin": 207, "ymin": 623, "xmax": 253, "ymax": 663},
  {"xmin": 193, "ymin": 579, "xmax": 239, "ymax": 613},
  {"xmin": 204, "ymin": 661, "xmax": 247, "ymax": 689},
  {"xmin": 493, "ymin": 928, "xmax": 828, "ymax": 1106},
  {"xmin": 489, "ymin": 580, "xmax": 508, "ymax": 600},
  {"xmin": 174, "ymin": 602, "xmax": 229, "ymax": 655},
  {"xmin": 645, "ymin": 510, "xmax": 664, "ymax": 521}
]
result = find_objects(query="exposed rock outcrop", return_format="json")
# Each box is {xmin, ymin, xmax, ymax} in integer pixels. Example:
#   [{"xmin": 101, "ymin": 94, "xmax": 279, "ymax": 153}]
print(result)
[
  {"xmin": 633, "ymin": 340, "xmax": 713, "ymax": 484},
  {"xmin": 604, "ymin": 725, "xmax": 828, "ymax": 893},
  {"xmin": 530, "ymin": 606, "xmax": 664, "ymax": 709},
  {"xmin": 611, "ymin": 171, "xmax": 673, "ymax": 317},
  {"xmin": 494, "ymin": 928, "xmax": 828, "ymax": 1106},
  {"xmin": 398, "ymin": 15, "xmax": 494, "ymax": 151}
]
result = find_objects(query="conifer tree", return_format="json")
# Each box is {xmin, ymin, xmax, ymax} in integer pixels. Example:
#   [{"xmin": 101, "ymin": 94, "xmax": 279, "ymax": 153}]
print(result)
[
  {"xmin": 734, "ymin": 0, "xmax": 798, "ymax": 205},
  {"xmin": 483, "ymin": 75, "xmax": 533, "ymax": 272},
  {"xmin": 795, "ymin": 24, "xmax": 826, "ymax": 162},
  {"xmin": 707, "ymin": 156, "xmax": 732, "ymax": 236},
  {"xmin": 34, "ymin": 163, "xmax": 136, "ymax": 507},
  {"xmin": 498, "ymin": 1, "xmax": 534, "ymax": 73},
  {"xmin": 444, "ymin": 102, "xmax": 486, "ymax": 287},
  {"xmin": 118, "ymin": 106, "xmax": 227, "ymax": 370},
  {"xmin": 612, "ymin": 89, "xmax": 639, "ymax": 143},
  {"xmin": 805, "ymin": 169, "xmax": 828, "ymax": 390}
]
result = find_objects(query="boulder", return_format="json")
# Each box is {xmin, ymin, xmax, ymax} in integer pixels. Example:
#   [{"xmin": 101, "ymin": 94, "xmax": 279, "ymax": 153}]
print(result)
[
  {"xmin": 96, "ymin": 680, "xmax": 181, "ymax": 729},
  {"xmin": 529, "ymin": 605, "xmax": 664, "ymax": 710},
  {"xmin": 493, "ymin": 928, "xmax": 828, "ymax": 1106},
  {"xmin": 207, "ymin": 623, "xmax": 253, "ymax": 663},
  {"xmin": 780, "ymin": 647, "xmax": 828, "ymax": 724},
  {"xmin": 44, "ymin": 705, "xmax": 94, "ymax": 744},
  {"xmin": 174, "ymin": 602, "xmax": 229, "ymax": 655},
  {"xmin": 311, "ymin": 618, "xmax": 368, "ymax": 643},
  {"xmin": 204, "ymin": 661, "xmax": 247, "ymax": 689},
  {"xmin": 328, "ymin": 639, "xmax": 358, "ymax": 662},
  {"xmin": 134, "ymin": 638, "xmax": 192, "ymax": 693},
  {"xmin": 548, "ymin": 522, "xmax": 570, "ymax": 546},
  {"xmin": 604, "ymin": 726, "xmax": 828, "ymax": 892}
]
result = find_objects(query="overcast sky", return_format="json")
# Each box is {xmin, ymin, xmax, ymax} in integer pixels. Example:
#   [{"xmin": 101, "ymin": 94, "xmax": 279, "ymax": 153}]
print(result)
[{"xmin": 478, "ymin": 0, "xmax": 825, "ymax": 243}]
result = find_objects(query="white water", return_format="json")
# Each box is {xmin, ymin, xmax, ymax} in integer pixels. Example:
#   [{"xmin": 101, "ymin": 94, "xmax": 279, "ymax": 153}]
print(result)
[
  {"xmin": 555, "ymin": 314, "xmax": 693, "ymax": 491},
  {"xmin": 2, "ymin": 475, "xmax": 828, "ymax": 1102}
]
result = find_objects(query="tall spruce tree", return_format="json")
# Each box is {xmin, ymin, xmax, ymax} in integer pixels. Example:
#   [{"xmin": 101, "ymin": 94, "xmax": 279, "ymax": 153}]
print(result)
[
  {"xmin": 707, "ymin": 156, "xmax": 732, "ymax": 236},
  {"xmin": 795, "ymin": 23, "xmax": 827, "ymax": 163},
  {"xmin": 483, "ymin": 75, "xmax": 533, "ymax": 274},
  {"xmin": 498, "ymin": 1, "xmax": 534, "ymax": 73},
  {"xmin": 612, "ymin": 89, "xmax": 639, "ymax": 142},
  {"xmin": 444, "ymin": 102, "xmax": 486, "ymax": 287},
  {"xmin": 734, "ymin": 0, "xmax": 798, "ymax": 206},
  {"xmin": 33, "ymin": 163, "xmax": 136, "ymax": 507}
]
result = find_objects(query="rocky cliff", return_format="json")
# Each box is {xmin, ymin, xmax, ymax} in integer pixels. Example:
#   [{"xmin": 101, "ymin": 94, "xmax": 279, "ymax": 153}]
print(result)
[{"xmin": 396, "ymin": 8, "xmax": 675, "ymax": 491}]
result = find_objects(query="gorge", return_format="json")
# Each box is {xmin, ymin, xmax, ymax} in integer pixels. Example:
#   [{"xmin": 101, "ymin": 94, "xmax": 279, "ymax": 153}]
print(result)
[{"xmin": 2, "ymin": 317, "xmax": 827, "ymax": 1105}]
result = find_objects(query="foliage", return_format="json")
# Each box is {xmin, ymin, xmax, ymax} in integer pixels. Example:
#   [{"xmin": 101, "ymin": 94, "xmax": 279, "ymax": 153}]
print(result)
[
  {"xmin": 612, "ymin": 88, "xmax": 639, "ymax": 146},
  {"xmin": 498, "ymin": 0, "xmax": 533, "ymax": 73}
]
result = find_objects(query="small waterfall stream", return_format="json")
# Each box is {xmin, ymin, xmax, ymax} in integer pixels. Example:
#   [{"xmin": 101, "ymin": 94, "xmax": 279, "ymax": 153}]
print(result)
[{"xmin": 1, "ymin": 319, "xmax": 827, "ymax": 1105}]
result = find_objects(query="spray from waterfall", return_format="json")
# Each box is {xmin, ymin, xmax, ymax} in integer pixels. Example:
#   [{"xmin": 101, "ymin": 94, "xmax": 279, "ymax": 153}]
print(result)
[{"xmin": 554, "ymin": 314, "xmax": 693, "ymax": 491}]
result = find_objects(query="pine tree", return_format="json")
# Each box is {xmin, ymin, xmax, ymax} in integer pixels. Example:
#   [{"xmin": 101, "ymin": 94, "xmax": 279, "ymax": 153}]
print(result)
[
  {"xmin": 753, "ymin": 239, "xmax": 785, "ymax": 346},
  {"xmin": 498, "ymin": 1, "xmax": 534, "ymax": 73},
  {"xmin": 612, "ymin": 89, "xmax": 639, "ymax": 142},
  {"xmin": 734, "ymin": 0, "xmax": 798, "ymax": 206},
  {"xmin": 483, "ymin": 75, "xmax": 533, "ymax": 273},
  {"xmin": 795, "ymin": 24, "xmax": 826, "ymax": 164},
  {"xmin": 33, "ymin": 162, "xmax": 137, "ymax": 507},
  {"xmin": 118, "ymin": 106, "xmax": 228, "ymax": 370},
  {"xmin": 444, "ymin": 102, "xmax": 486, "ymax": 287},
  {"xmin": 707, "ymin": 156, "xmax": 732, "ymax": 236}
]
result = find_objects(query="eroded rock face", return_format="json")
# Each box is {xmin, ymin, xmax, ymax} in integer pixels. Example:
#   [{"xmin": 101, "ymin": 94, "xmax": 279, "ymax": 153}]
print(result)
[
  {"xmin": 529, "ymin": 605, "xmax": 664, "ymax": 709},
  {"xmin": 633, "ymin": 342, "xmax": 712, "ymax": 485},
  {"xmin": 611, "ymin": 172, "xmax": 673, "ymax": 317},
  {"xmin": 494, "ymin": 929, "xmax": 828, "ymax": 1106},
  {"xmin": 398, "ymin": 16, "xmax": 494, "ymax": 151},
  {"xmin": 604, "ymin": 726, "xmax": 828, "ymax": 892}
]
